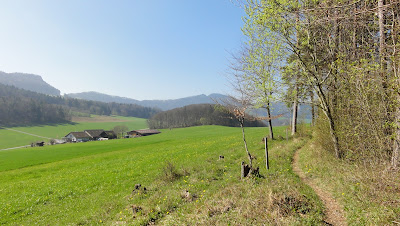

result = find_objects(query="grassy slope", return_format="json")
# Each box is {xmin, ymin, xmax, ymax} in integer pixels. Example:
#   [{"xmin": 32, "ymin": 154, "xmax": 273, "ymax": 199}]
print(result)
[
  {"xmin": 0, "ymin": 125, "xmax": 324, "ymax": 225},
  {"xmin": 297, "ymin": 137, "xmax": 400, "ymax": 225},
  {"xmin": 0, "ymin": 115, "xmax": 147, "ymax": 150}
]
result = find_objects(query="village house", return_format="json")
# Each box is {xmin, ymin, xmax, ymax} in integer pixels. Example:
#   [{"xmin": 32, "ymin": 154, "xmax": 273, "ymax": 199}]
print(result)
[
  {"xmin": 64, "ymin": 132, "xmax": 92, "ymax": 142},
  {"xmin": 127, "ymin": 129, "xmax": 161, "ymax": 137},
  {"xmin": 63, "ymin": 129, "xmax": 117, "ymax": 142}
]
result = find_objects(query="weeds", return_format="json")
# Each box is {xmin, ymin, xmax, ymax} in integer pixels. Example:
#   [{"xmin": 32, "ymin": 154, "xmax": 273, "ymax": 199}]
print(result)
[{"xmin": 160, "ymin": 161, "xmax": 182, "ymax": 182}]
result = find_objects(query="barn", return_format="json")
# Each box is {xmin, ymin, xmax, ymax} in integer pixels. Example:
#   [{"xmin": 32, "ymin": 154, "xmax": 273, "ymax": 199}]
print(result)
[
  {"xmin": 127, "ymin": 129, "xmax": 161, "ymax": 137},
  {"xmin": 84, "ymin": 130, "xmax": 108, "ymax": 140}
]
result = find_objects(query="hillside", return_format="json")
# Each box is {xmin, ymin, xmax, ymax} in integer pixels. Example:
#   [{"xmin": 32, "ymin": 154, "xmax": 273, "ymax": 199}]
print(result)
[
  {"xmin": 0, "ymin": 84, "xmax": 159, "ymax": 126},
  {"xmin": 0, "ymin": 71, "xmax": 60, "ymax": 96},
  {"xmin": 148, "ymin": 103, "xmax": 266, "ymax": 129}
]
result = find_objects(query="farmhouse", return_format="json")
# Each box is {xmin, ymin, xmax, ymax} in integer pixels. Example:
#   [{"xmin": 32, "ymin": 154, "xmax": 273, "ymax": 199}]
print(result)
[
  {"xmin": 64, "ymin": 132, "xmax": 92, "ymax": 142},
  {"xmin": 63, "ymin": 129, "xmax": 117, "ymax": 142},
  {"xmin": 84, "ymin": 129, "xmax": 108, "ymax": 140},
  {"xmin": 127, "ymin": 129, "xmax": 161, "ymax": 137}
]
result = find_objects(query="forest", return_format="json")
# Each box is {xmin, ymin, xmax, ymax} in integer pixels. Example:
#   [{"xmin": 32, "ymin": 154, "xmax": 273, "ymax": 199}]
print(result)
[
  {"xmin": 148, "ymin": 104, "xmax": 266, "ymax": 129},
  {"xmin": 0, "ymin": 84, "xmax": 159, "ymax": 126},
  {"xmin": 233, "ymin": 0, "xmax": 400, "ymax": 168}
]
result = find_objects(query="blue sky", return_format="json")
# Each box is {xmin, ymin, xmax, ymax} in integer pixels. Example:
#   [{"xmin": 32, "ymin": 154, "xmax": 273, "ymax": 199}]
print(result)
[{"xmin": 0, "ymin": 0, "xmax": 245, "ymax": 100}]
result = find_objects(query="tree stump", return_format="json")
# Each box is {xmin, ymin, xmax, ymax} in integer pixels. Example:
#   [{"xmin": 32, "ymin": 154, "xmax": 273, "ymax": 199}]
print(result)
[{"xmin": 241, "ymin": 161, "xmax": 251, "ymax": 178}]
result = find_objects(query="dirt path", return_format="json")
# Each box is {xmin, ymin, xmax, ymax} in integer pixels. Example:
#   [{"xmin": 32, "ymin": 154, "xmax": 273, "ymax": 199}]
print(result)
[
  {"xmin": 293, "ymin": 148, "xmax": 347, "ymax": 226},
  {"xmin": 1, "ymin": 127, "xmax": 51, "ymax": 139},
  {"xmin": 0, "ymin": 145, "xmax": 30, "ymax": 151}
]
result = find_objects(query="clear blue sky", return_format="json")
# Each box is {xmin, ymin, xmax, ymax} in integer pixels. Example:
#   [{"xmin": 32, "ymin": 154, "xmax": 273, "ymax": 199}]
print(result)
[{"xmin": 0, "ymin": 0, "xmax": 245, "ymax": 100}]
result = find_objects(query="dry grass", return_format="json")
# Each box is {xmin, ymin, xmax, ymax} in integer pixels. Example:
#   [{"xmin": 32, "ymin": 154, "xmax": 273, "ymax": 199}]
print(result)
[
  {"xmin": 297, "ymin": 138, "xmax": 400, "ymax": 225},
  {"xmin": 144, "ymin": 137, "xmax": 325, "ymax": 225}
]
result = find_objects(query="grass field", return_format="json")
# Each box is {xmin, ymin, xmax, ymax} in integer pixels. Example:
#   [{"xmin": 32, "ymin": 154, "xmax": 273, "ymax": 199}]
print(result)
[
  {"xmin": 0, "ymin": 115, "xmax": 147, "ymax": 150},
  {"xmin": 0, "ymin": 125, "xmax": 325, "ymax": 225}
]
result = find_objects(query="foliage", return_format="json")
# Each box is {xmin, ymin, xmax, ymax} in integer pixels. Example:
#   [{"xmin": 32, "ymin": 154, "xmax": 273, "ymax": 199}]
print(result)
[
  {"xmin": 240, "ymin": 0, "xmax": 400, "ymax": 165},
  {"xmin": 113, "ymin": 125, "xmax": 129, "ymax": 138},
  {"xmin": 148, "ymin": 104, "xmax": 265, "ymax": 129}
]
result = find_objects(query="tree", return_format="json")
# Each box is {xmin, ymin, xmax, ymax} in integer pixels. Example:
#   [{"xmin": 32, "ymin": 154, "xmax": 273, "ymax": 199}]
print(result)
[
  {"xmin": 239, "ymin": 0, "xmax": 400, "ymax": 165},
  {"xmin": 227, "ymin": 44, "xmax": 280, "ymax": 139},
  {"xmin": 113, "ymin": 125, "xmax": 129, "ymax": 138},
  {"xmin": 217, "ymin": 94, "xmax": 256, "ymax": 174}
]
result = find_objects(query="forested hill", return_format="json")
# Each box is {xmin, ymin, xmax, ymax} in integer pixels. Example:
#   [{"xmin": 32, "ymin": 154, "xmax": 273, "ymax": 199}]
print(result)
[
  {"xmin": 148, "ymin": 104, "xmax": 266, "ymax": 129},
  {"xmin": 0, "ymin": 71, "xmax": 60, "ymax": 96},
  {"xmin": 0, "ymin": 84, "xmax": 160, "ymax": 126},
  {"xmin": 66, "ymin": 91, "xmax": 228, "ymax": 111}
]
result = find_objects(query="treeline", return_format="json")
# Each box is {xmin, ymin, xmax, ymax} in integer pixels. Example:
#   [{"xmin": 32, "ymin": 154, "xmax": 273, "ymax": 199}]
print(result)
[
  {"xmin": 0, "ymin": 96, "xmax": 69, "ymax": 125},
  {"xmin": 0, "ymin": 84, "xmax": 159, "ymax": 125},
  {"xmin": 239, "ymin": 0, "xmax": 400, "ymax": 167},
  {"xmin": 148, "ymin": 104, "xmax": 265, "ymax": 129}
]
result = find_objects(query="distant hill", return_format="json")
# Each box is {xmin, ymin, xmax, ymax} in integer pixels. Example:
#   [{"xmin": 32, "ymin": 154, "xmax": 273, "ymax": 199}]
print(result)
[
  {"xmin": 66, "ymin": 91, "xmax": 312, "ymax": 125},
  {"xmin": 0, "ymin": 71, "xmax": 60, "ymax": 96},
  {"xmin": 66, "ymin": 92, "xmax": 228, "ymax": 111},
  {"xmin": 0, "ymin": 84, "xmax": 159, "ymax": 126}
]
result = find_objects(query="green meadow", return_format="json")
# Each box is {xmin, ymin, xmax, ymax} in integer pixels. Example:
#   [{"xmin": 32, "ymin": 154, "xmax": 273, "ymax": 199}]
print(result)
[
  {"xmin": 0, "ymin": 115, "xmax": 147, "ymax": 150},
  {"xmin": 0, "ymin": 125, "xmax": 325, "ymax": 225}
]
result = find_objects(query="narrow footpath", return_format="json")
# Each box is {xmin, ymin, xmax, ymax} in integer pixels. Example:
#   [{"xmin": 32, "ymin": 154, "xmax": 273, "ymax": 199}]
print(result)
[
  {"xmin": 292, "ymin": 147, "xmax": 347, "ymax": 226},
  {"xmin": 1, "ymin": 127, "xmax": 51, "ymax": 139}
]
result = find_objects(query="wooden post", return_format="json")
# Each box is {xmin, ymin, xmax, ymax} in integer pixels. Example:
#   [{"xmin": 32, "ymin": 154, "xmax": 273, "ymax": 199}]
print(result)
[
  {"xmin": 265, "ymin": 137, "xmax": 269, "ymax": 170},
  {"xmin": 241, "ymin": 161, "xmax": 245, "ymax": 178},
  {"xmin": 286, "ymin": 128, "xmax": 288, "ymax": 141}
]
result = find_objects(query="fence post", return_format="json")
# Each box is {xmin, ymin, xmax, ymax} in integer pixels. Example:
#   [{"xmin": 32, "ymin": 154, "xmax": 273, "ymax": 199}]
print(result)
[
  {"xmin": 265, "ymin": 137, "xmax": 269, "ymax": 170},
  {"xmin": 286, "ymin": 128, "xmax": 288, "ymax": 141}
]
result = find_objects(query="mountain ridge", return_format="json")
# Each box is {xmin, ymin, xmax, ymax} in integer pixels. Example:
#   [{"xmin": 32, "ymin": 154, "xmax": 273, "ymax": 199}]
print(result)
[
  {"xmin": 66, "ymin": 91, "xmax": 227, "ymax": 111},
  {"xmin": 0, "ymin": 71, "xmax": 60, "ymax": 96}
]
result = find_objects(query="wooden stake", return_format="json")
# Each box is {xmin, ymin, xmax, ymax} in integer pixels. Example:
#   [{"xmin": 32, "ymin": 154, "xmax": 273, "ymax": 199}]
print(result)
[
  {"xmin": 265, "ymin": 137, "xmax": 269, "ymax": 170},
  {"xmin": 286, "ymin": 128, "xmax": 288, "ymax": 141}
]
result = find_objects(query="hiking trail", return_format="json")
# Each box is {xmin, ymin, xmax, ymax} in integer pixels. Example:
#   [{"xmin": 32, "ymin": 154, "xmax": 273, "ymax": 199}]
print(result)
[{"xmin": 293, "ymin": 147, "xmax": 347, "ymax": 226}]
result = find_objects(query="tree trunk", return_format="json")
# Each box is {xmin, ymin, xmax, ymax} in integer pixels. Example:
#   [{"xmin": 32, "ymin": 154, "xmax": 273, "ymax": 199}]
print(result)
[
  {"xmin": 314, "ymin": 83, "xmax": 342, "ymax": 159},
  {"xmin": 378, "ymin": 0, "xmax": 384, "ymax": 63},
  {"xmin": 266, "ymin": 101, "xmax": 274, "ymax": 139},
  {"xmin": 392, "ymin": 107, "xmax": 400, "ymax": 168},
  {"xmin": 391, "ymin": 9, "xmax": 400, "ymax": 169},
  {"xmin": 240, "ymin": 119, "xmax": 253, "ymax": 169},
  {"xmin": 310, "ymin": 90, "xmax": 315, "ymax": 126},
  {"xmin": 326, "ymin": 110, "xmax": 341, "ymax": 159},
  {"xmin": 291, "ymin": 77, "xmax": 298, "ymax": 135}
]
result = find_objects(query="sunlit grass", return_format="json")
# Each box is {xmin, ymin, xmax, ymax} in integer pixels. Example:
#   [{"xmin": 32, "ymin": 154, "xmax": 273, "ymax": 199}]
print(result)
[
  {"xmin": 0, "ymin": 125, "xmax": 325, "ymax": 225},
  {"xmin": 0, "ymin": 115, "xmax": 147, "ymax": 150}
]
